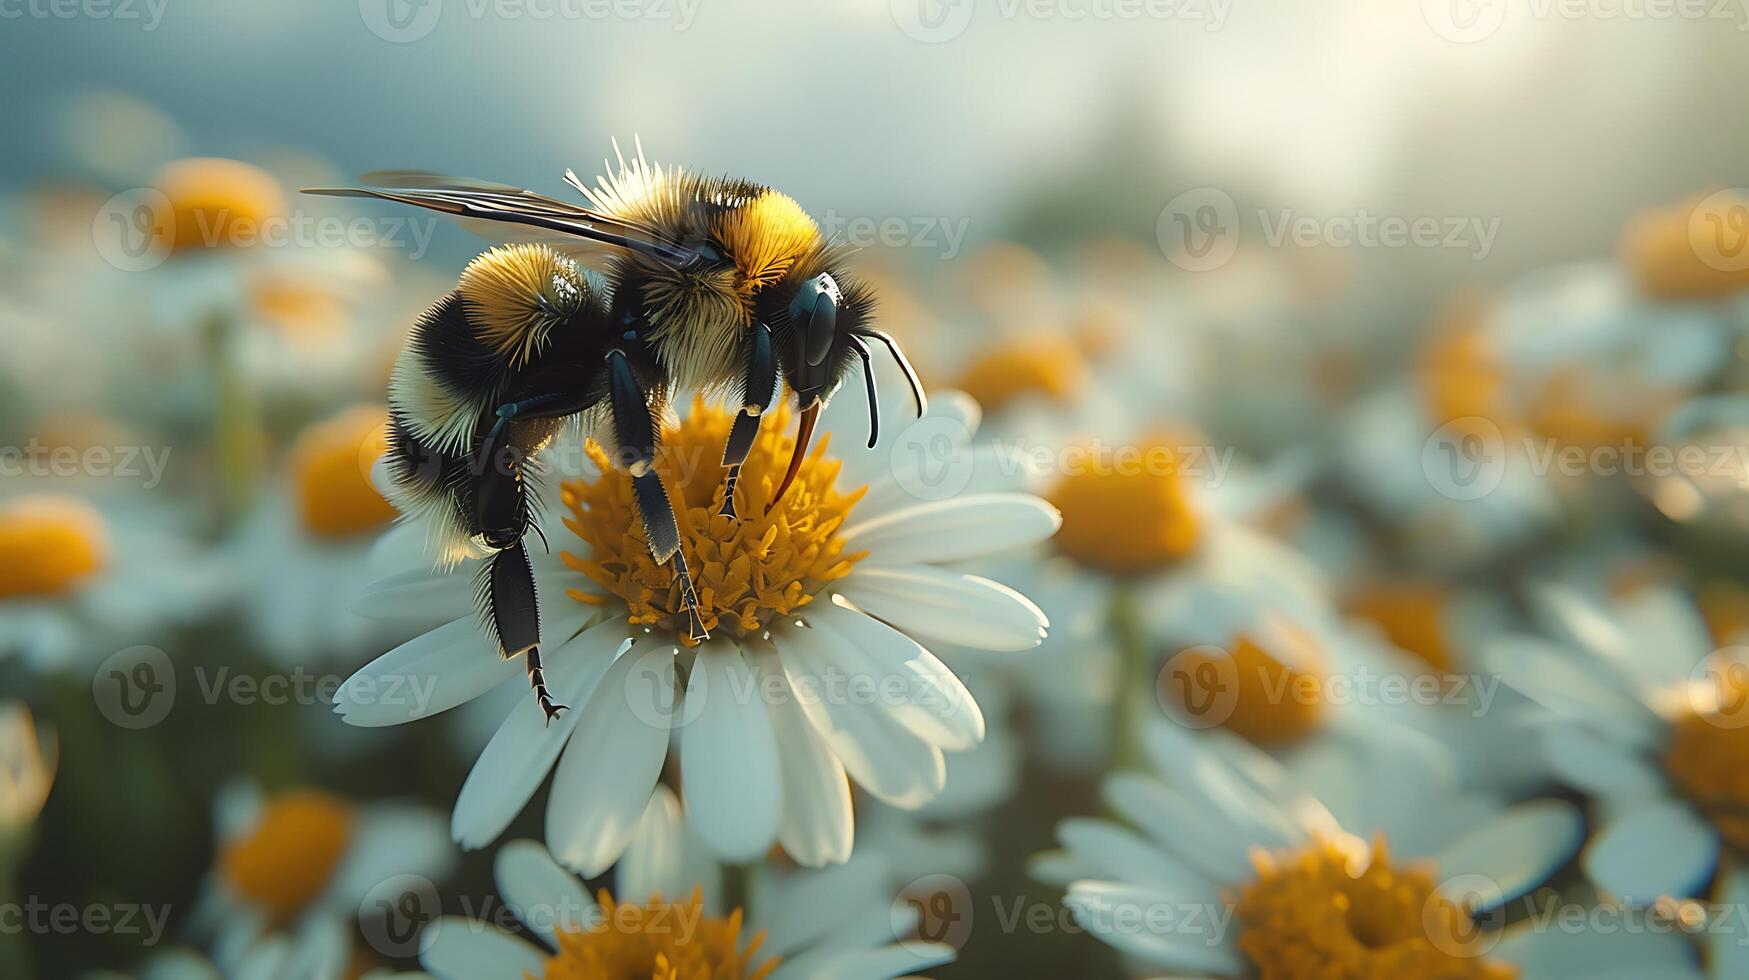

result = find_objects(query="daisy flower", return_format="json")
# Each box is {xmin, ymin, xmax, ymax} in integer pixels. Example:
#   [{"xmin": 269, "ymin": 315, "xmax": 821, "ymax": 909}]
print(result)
[
  {"xmin": 0, "ymin": 491, "xmax": 221, "ymax": 673},
  {"xmin": 189, "ymin": 780, "xmax": 453, "ymax": 976},
  {"xmin": 1485, "ymin": 577, "xmax": 1749, "ymax": 906},
  {"xmin": 1038, "ymin": 718, "xmax": 1584, "ymax": 979},
  {"xmin": 228, "ymin": 404, "xmax": 405, "ymax": 663},
  {"xmin": 419, "ymin": 785, "xmax": 954, "ymax": 980},
  {"xmin": 340, "ymin": 383, "xmax": 1057, "ymax": 873}
]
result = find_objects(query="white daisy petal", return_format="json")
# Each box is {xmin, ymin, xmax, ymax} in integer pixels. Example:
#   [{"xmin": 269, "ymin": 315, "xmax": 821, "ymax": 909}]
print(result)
[
  {"xmin": 840, "ymin": 493, "xmax": 1061, "ymax": 565},
  {"xmin": 1540, "ymin": 724, "xmax": 1664, "ymax": 801},
  {"xmin": 838, "ymin": 564, "xmax": 1048, "ymax": 652},
  {"xmin": 493, "ymin": 839, "xmax": 597, "ymax": 947},
  {"xmin": 1142, "ymin": 722, "xmax": 1302, "ymax": 850},
  {"xmin": 856, "ymin": 441, "xmax": 1030, "ymax": 519},
  {"xmin": 752, "ymin": 648, "xmax": 853, "ymax": 867},
  {"xmin": 335, "ymin": 617, "xmax": 520, "ymax": 727},
  {"xmin": 1495, "ymin": 914, "xmax": 1702, "ymax": 979},
  {"xmin": 1483, "ymin": 634, "xmax": 1663, "ymax": 739},
  {"xmin": 1435, "ymin": 800, "xmax": 1583, "ymax": 909},
  {"xmin": 1057, "ymin": 818, "xmax": 1216, "ymax": 897},
  {"xmin": 1583, "ymin": 799, "xmax": 1719, "ymax": 903},
  {"xmin": 1102, "ymin": 773, "xmax": 1254, "ymax": 883},
  {"xmin": 617, "ymin": 785, "xmax": 687, "ymax": 905},
  {"xmin": 771, "ymin": 942, "xmax": 957, "ymax": 980},
  {"xmin": 324, "ymin": 804, "xmax": 455, "ymax": 911},
  {"xmin": 419, "ymin": 918, "xmax": 546, "ymax": 980},
  {"xmin": 753, "ymin": 855, "xmax": 891, "ymax": 957},
  {"xmin": 679, "ymin": 641, "xmax": 782, "ymax": 863},
  {"xmin": 805, "ymin": 600, "xmax": 984, "ymax": 751},
  {"xmin": 1064, "ymin": 880, "xmax": 1241, "ymax": 975},
  {"xmin": 545, "ymin": 639, "xmax": 675, "ymax": 878},
  {"xmin": 771, "ymin": 623, "xmax": 946, "ymax": 808},
  {"xmin": 451, "ymin": 618, "xmax": 630, "ymax": 848}
]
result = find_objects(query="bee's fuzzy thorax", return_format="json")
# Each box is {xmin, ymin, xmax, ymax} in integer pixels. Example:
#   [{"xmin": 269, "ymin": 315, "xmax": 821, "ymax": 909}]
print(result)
[
  {"xmin": 717, "ymin": 190, "xmax": 821, "ymax": 292},
  {"xmin": 457, "ymin": 244, "xmax": 586, "ymax": 367}
]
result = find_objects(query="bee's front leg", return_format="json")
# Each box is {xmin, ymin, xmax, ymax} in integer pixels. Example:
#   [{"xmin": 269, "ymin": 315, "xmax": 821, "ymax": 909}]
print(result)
[{"xmin": 719, "ymin": 321, "xmax": 777, "ymax": 520}]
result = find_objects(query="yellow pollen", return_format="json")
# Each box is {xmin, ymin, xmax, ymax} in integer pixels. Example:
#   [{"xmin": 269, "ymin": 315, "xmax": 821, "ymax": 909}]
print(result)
[
  {"xmin": 290, "ymin": 406, "xmax": 397, "ymax": 540},
  {"xmin": 541, "ymin": 886, "xmax": 777, "ymax": 980},
  {"xmin": 219, "ymin": 789, "xmax": 356, "ymax": 926},
  {"xmin": 1664, "ymin": 691, "xmax": 1749, "ymax": 852},
  {"xmin": 954, "ymin": 334, "xmax": 1087, "ymax": 415},
  {"xmin": 1235, "ymin": 835, "xmax": 1517, "ymax": 980},
  {"xmin": 0, "ymin": 495, "xmax": 109, "ymax": 599},
  {"xmin": 1045, "ymin": 439, "xmax": 1200, "ymax": 576},
  {"xmin": 151, "ymin": 157, "xmax": 287, "ymax": 253},
  {"xmin": 1344, "ymin": 580, "xmax": 1456, "ymax": 673},
  {"xmin": 1162, "ymin": 626, "xmax": 1327, "ymax": 746},
  {"xmin": 560, "ymin": 400, "xmax": 865, "ymax": 644}
]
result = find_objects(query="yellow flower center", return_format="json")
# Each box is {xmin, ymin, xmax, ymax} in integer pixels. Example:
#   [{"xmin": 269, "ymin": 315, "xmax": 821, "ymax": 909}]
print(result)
[
  {"xmin": 560, "ymin": 400, "xmax": 865, "ymax": 644},
  {"xmin": 151, "ymin": 157, "xmax": 287, "ymax": 253},
  {"xmin": 1235, "ymin": 835, "xmax": 1517, "ymax": 980},
  {"xmin": 542, "ymin": 887, "xmax": 777, "ymax": 980},
  {"xmin": 1620, "ymin": 191, "xmax": 1749, "ymax": 300},
  {"xmin": 1413, "ymin": 298, "xmax": 1510, "ymax": 434},
  {"xmin": 1161, "ymin": 626, "xmax": 1327, "ymax": 746},
  {"xmin": 953, "ymin": 334, "xmax": 1087, "ymax": 415},
  {"xmin": 1046, "ymin": 439, "xmax": 1200, "ymax": 576},
  {"xmin": 290, "ymin": 405, "xmax": 397, "ymax": 539},
  {"xmin": 219, "ymin": 789, "xmax": 355, "ymax": 925},
  {"xmin": 1344, "ymin": 580, "xmax": 1456, "ymax": 673},
  {"xmin": 250, "ymin": 273, "xmax": 351, "ymax": 347},
  {"xmin": 0, "ymin": 496, "xmax": 109, "ymax": 599},
  {"xmin": 1525, "ymin": 366, "xmax": 1671, "ymax": 454},
  {"xmin": 1664, "ymin": 691, "xmax": 1749, "ymax": 852}
]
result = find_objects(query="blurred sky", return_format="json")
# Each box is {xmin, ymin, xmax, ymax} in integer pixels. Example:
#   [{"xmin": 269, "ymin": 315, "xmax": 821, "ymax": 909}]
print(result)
[{"xmin": 3, "ymin": 0, "xmax": 1748, "ymax": 281}]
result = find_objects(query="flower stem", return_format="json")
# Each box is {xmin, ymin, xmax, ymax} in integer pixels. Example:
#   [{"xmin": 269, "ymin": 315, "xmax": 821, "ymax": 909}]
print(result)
[
  {"xmin": 205, "ymin": 309, "xmax": 264, "ymax": 533},
  {"xmin": 1107, "ymin": 583, "xmax": 1151, "ymax": 773}
]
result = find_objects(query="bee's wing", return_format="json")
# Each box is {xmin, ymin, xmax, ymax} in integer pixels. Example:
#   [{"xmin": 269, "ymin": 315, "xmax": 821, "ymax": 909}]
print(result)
[{"xmin": 302, "ymin": 173, "xmax": 697, "ymax": 266}]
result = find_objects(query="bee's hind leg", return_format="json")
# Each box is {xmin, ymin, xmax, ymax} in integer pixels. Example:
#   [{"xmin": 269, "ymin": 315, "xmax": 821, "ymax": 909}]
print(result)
[
  {"xmin": 719, "ymin": 322, "xmax": 777, "ymax": 520},
  {"xmin": 474, "ymin": 395, "xmax": 592, "ymax": 724},
  {"xmin": 605, "ymin": 348, "xmax": 709, "ymax": 642}
]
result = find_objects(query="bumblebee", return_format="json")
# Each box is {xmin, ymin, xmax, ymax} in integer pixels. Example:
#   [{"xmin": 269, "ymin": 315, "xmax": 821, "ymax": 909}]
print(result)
[{"xmin": 305, "ymin": 144, "xmax": 924, "ymax": 722}]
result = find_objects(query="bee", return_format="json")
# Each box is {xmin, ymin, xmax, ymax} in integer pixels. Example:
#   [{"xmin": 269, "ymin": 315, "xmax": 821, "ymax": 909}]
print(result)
[{"xmin": 304, "ymin": 143, "xmax": 925, "ymax": 722}]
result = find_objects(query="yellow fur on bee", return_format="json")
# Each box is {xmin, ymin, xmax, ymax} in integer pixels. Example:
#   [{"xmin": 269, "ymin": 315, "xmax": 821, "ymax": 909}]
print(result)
[
  {"xmin": 716, "ymin": 190, "xmax": 821, "ymax": 292},
  {"xmin": 456, "ymin": 243, "xmax": 584, "ymax": 366}
]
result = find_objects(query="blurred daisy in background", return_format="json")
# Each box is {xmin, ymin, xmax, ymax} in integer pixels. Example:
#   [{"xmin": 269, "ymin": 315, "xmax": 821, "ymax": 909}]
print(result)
[
  {"xmin": 419, "ymin": 785, "xmax": 955, "ymax": 980},
  {"xmin": 0, "ymin": 491, "xmax": 222, "ymax": 673},
  {"xmin": 340, "ymin": 386, "xmax": 1056, "ymax": 873},
  {"xmin": 188, "ymin": 780, "xmax": 453, "ymax": 977},
  {"xmin": 1038, "ymin": 719, "xmax": 1584, "ymax": 978},
  {"xmin": 228, "ymin": 404, "xmax": 407, "ymax": 664},
  {"xmin": 1485, "ymin": 578, "xmax": 1749, "ymax": 906}
]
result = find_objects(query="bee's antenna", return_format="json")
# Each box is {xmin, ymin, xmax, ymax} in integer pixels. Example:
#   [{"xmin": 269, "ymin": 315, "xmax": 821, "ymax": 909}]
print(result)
[
  {"xmin": 853, "ymin": 328, "xmax": 926, "ymax": 418},
  {"xmin": 850, "ymin": 335, "xmax": 880, "ymax": 449}
]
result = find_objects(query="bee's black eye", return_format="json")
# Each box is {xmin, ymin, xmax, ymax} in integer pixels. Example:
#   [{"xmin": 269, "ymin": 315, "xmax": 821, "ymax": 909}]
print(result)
[{"xmin": 790, "ymin": 273, "xmax": 840, "ymax": 368}]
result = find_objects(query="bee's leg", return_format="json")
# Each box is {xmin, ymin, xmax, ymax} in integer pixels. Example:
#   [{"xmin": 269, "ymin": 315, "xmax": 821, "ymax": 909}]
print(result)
[
  {"xmin": 472, "ymin": 392, "xmax": 594, "ymax": 724},
  {"xmin": 719, "ymin": 321, "xmax": 777, "ymax": 520},
  {"xmin": 605, "ymin": 348, "xmax": 709, "ymax": 642}
]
